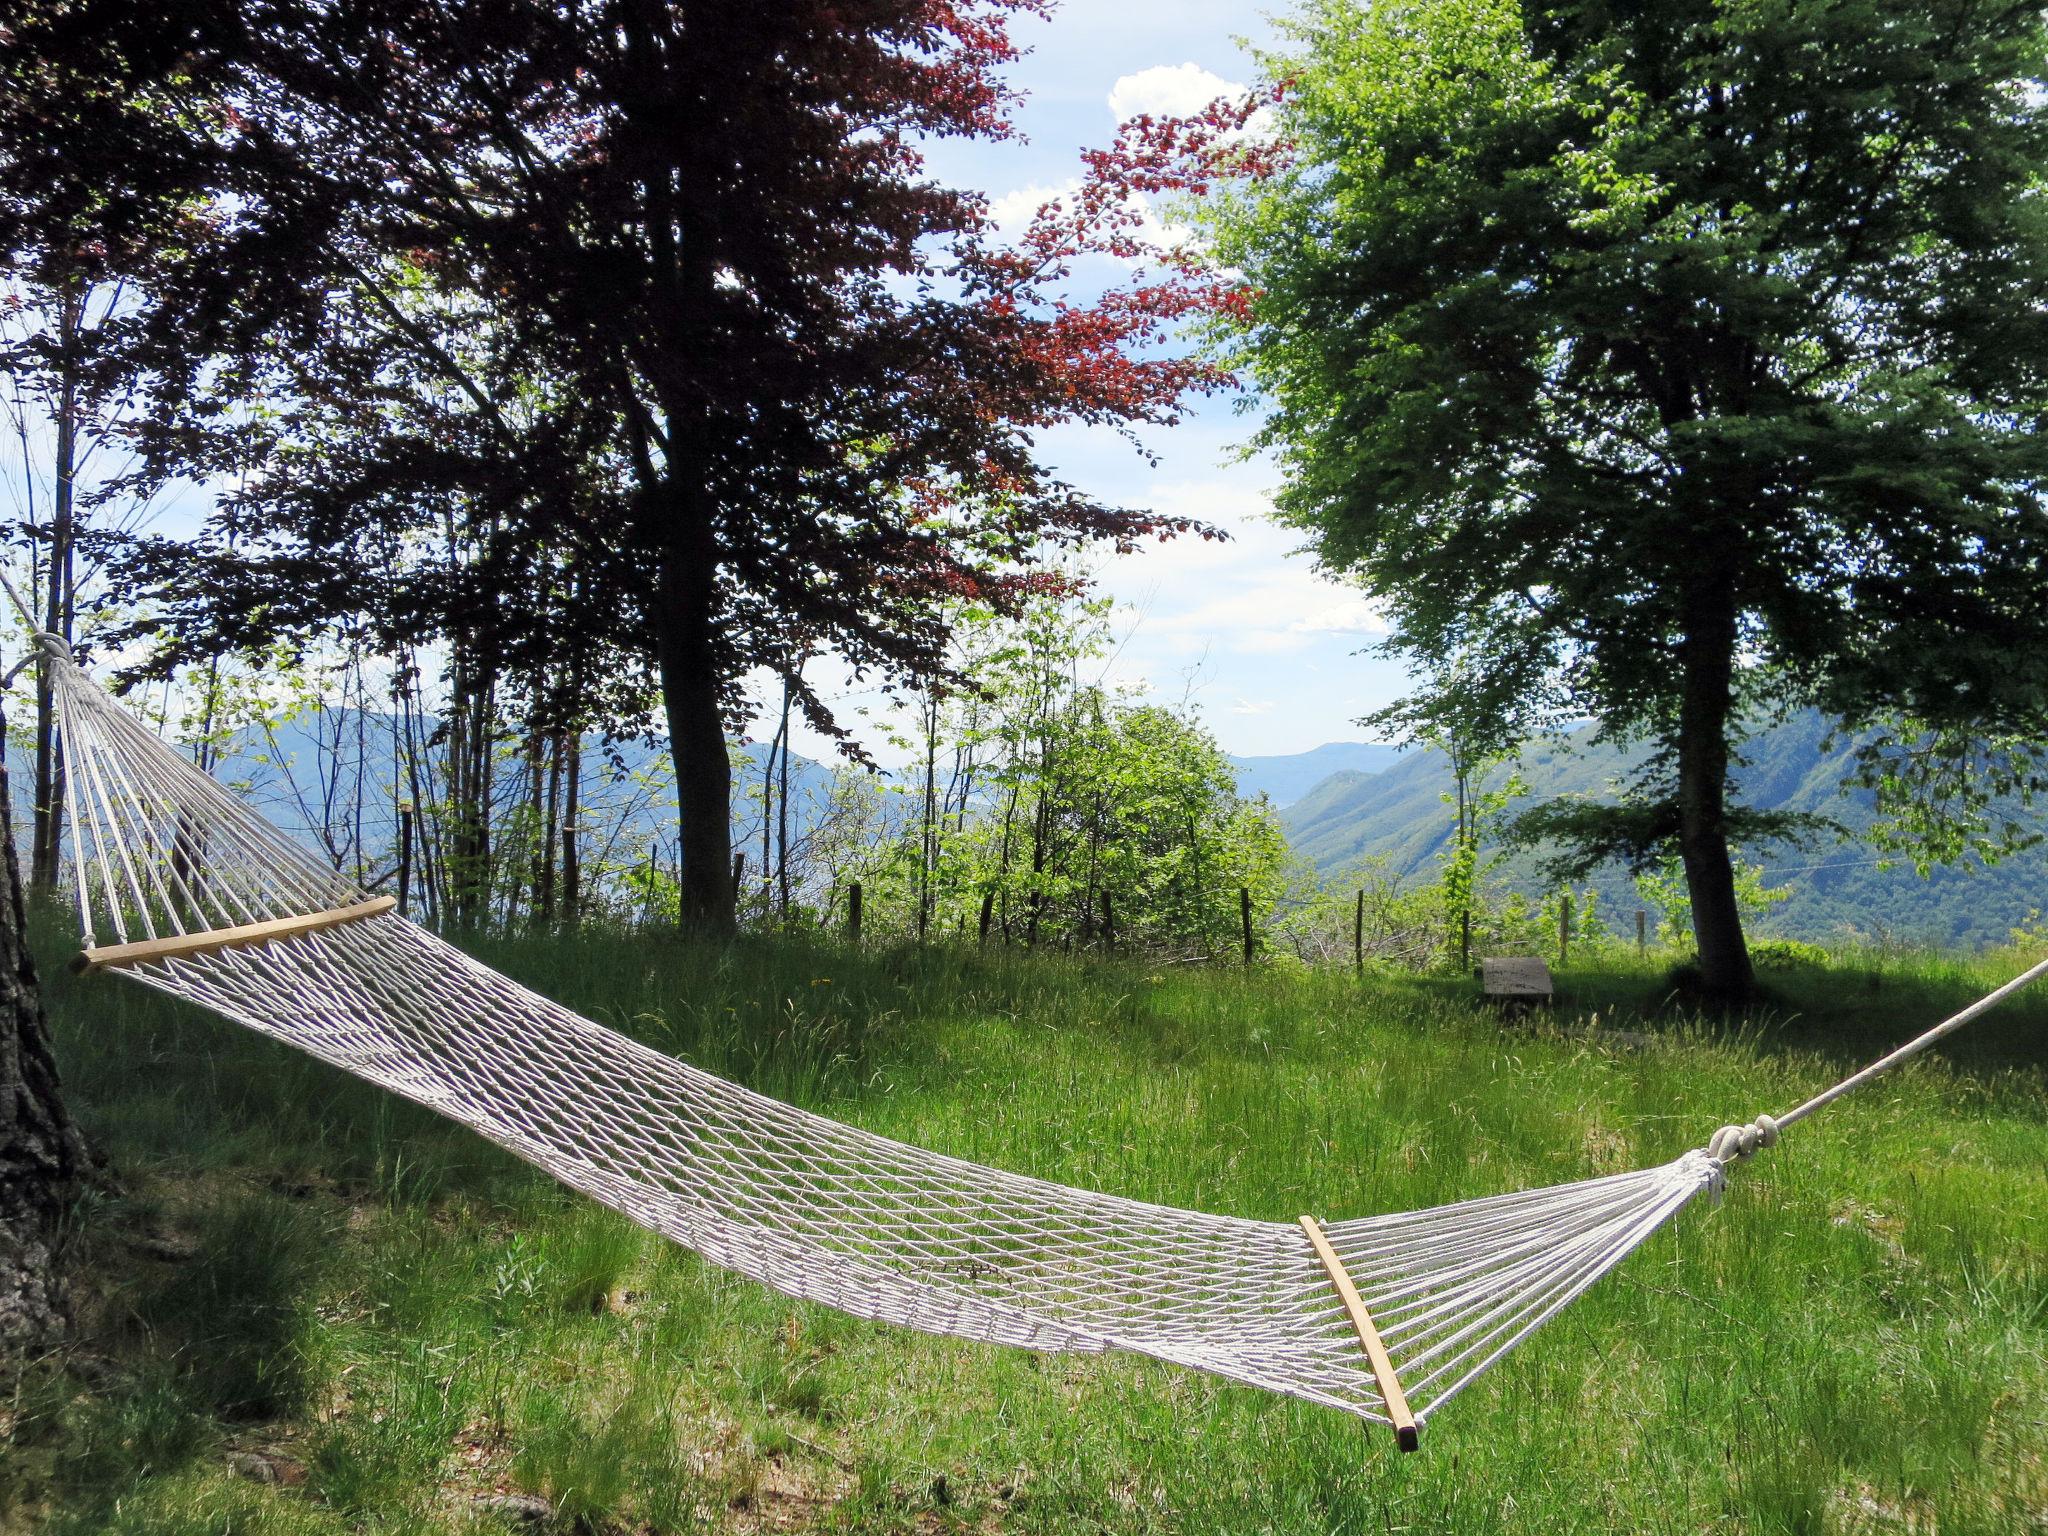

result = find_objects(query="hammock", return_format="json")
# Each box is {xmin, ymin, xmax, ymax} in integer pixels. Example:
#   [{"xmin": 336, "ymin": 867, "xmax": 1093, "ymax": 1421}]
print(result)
[{"xmin": 20, "ymin": 626, "xmax": 2040, "ymax": 1450}]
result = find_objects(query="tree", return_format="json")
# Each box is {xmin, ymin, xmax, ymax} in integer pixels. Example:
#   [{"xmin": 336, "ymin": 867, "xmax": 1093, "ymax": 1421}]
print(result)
[
  {"xmin": 846, "ymin": 586, "xmax": 1288, "ymax": 955},
  {"xmin": 0, "ymin": 0, "xmax": 1242, "ymax": 934},
  {"xmin": 0, "ymin": 694, "xmax": 90, "ymax": 1362},
  {"xmin": 1363, "ymin": 648, "xmax": 1548, "ymax": 970},
  {"xmin": 2, "ymin": 243, "xmax": 166, "ymax": 893},
  {"xmin": 1201, "ymin": 0, "xmax": 2048, "ymax": 996}
]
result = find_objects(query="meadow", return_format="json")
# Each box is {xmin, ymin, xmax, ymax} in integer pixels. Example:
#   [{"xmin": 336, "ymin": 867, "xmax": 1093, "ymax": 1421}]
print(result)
[{"xmin": 1, "ymin": 915, "xmax": 2042, "ymax": 1535}]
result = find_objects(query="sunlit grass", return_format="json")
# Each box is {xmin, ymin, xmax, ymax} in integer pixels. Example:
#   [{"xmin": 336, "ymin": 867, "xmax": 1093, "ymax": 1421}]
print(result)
[{"xmin": 4, "ymin": 910, "xmax": 2042, "ymax": 1533}]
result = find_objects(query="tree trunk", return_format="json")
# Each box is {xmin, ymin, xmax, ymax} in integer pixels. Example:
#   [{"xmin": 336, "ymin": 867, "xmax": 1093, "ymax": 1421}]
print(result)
[
  {"xmin": 30, "ymin": 274, "xmax": 82, "ymax": 895},
  {"xmin": 759, "ymin": 709, "xmax": 778, "ymax": 917},
  {"xmin": 919, "ymin": 697, "xmax": 938, "ymax": 941},
  {"xmin": 656, "ymin": 501, "xmax": 734, "ymax": 935},
  {"xmin": 1675, "ymin": 584, "xmax": 1755, "ymax": 1000},
  {"xmin": 0, "ymin": 700, "xmax": 90, "ymax": 1363},
  {"xmin": 560, "ymin": 729, "xmax": 581, "ymax": 924},
  {"xmin": 776, "ymin": 680, "xmax": 792, "ymax": 921},
  {"xmin": 443, "ymin": 648, "xmax": 497, "ymax": 929},
  {"xmin": 540, "ymin": 729, "xmax": 563, "ymax": 926}
]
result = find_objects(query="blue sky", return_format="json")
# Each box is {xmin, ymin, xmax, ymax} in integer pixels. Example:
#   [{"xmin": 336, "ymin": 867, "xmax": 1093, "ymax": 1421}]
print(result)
[{"xmin": 779, "ymin": 1, "xmax": 1421, "ymax": 766}]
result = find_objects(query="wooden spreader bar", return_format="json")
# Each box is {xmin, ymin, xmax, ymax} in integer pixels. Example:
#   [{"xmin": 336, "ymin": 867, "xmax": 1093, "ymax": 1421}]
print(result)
[
  {"xmin": 72, "ymin": 896, "xmax": 398, "ymax": 975},
  {"xmin": 1299, "ymin": 1214, "xmax": 1420, "ymax": 1452}
]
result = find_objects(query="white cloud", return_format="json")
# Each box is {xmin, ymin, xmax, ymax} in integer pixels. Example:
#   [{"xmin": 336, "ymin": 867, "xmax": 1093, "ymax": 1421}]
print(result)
[
  {"xmin": 755, "ymin": 472, "xmax": 1398, "ymax": 764},
  {"xmin": 985, "ymin": 181, "xmax": 1072, "ymax": 241},
  {"xmin": 983, "ymin": 176, "xmax": 1191, "ymax": 265},
  {"xmin": 985, "ymin": 62, "xmax": 1256, "ymax": 269},
  {"xmin": 1108, "ymin": 63, "xmax": 1242, "ymax": 123},
  {"xmin": 1102, "ymin": 479, "xmax": 1388, "ymax": 660}
]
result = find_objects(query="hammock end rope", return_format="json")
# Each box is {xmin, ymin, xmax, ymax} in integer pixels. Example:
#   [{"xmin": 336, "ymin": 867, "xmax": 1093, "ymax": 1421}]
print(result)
[{"xmin": 1705, "ymin": 1114, "xmax": 1779, "ymax": 1166}]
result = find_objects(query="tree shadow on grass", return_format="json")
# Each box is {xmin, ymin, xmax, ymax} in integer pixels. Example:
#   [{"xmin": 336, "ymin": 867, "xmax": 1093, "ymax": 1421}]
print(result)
[
  {"xmin": 1546, "ymin": 954, "xmax": 2048, "ymax": 1100},
  {"xmin": 121, "ymin": 1191, "xmax": 331, "ymax": 1423}
]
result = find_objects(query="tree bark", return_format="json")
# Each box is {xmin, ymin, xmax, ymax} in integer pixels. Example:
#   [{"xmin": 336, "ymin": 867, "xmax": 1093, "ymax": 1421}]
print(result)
[
  {"xmin": 759, "ymin": 709, "xmax": 778, "ymax": 917},
  {"xmin": 647, "ymin": 63, "xmax": 736, "ymax": 936},
  {"xmin": 560, "ymin": 729, "xmax": 581, "ymax": 924},
  {"xmin": 1675, "ymin": 581, "xmax": 1755, "ymax": 1000},
  {"xmin": 30, "ymin": 273, "xmax": 82, "ymax": 895},
  {"xmin": 656, "ymin": 494, "xmax": 734, "ymax": 935},
  {"xmin": 776, "ymin": 680, "xmax": 792, "ymax": 921},
  {"xmin": 919, "ymin": 696, "xmax": 938, "ymax": 940},
  {"xmin": 443, "ymin": 647, "xmax": 497, "ymax": 929},
  {"xmin": 0, "ymin": 699, "xmax": 90, "ymax": 1364}
]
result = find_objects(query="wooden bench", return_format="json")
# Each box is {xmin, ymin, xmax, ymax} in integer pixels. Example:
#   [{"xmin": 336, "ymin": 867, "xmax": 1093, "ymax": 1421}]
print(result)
[{"xmin": 1480, "ymin": 956, "xmax": 1553, "ymax": 1008}]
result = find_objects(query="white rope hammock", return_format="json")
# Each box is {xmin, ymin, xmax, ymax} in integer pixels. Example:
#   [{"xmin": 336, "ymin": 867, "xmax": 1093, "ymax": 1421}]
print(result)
[{"xmin": 19, "ymin": 623, "xmax": 2041, "ymax": 1449}]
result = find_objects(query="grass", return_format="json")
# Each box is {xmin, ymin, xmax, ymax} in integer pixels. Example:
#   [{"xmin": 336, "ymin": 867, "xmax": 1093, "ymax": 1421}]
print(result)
[{"xmin": 0, "ymin": 911, "xmax": 2042, "ymax": 1534}]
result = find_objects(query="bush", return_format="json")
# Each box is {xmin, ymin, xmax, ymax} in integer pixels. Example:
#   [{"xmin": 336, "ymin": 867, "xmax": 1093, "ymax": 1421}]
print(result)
[{"xmin": 1749, "ymin": 938, "xmax": 1830, "ymax": 970}]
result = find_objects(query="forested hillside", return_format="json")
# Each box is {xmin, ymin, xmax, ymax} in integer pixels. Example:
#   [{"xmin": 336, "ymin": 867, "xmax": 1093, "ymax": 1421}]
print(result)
[{"xmin": 1284, "ymin": 713, "xmax": 2048, "ymax": 949}]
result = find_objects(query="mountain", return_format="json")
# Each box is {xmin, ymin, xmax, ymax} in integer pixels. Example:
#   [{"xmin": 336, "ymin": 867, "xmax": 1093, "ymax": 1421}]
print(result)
[
  {"xmin": 208, "ymin": 711, "xmax": 842, "ymax": 862},
  {"xmin": 1230, "ymin": 742, "xmax": 1403, "ymax": 807},
  {"xmin": 1281, "ymin": 713, "xmax": 2048, "ymax": 950},
  {"xmin": 134, "ymin": 707, "xmax": 2048, "ymax": 947}
]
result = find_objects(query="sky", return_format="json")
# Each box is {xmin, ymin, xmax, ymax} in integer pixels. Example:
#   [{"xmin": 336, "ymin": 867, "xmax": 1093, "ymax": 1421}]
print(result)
[{"xmin": 764, "ymin": 1, "xmax": 1422, "ymax": 767}]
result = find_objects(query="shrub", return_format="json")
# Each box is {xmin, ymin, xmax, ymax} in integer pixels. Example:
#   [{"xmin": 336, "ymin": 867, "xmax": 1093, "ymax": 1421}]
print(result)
[{"xmin": 1749, "ymin": 938, "xmax": 1830, "ymax": 970}]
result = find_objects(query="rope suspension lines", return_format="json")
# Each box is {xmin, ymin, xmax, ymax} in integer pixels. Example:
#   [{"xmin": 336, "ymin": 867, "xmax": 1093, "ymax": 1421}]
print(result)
[{"xmin": 17, "ymin": 617, "xmax": 2038, "ymax": 1449}]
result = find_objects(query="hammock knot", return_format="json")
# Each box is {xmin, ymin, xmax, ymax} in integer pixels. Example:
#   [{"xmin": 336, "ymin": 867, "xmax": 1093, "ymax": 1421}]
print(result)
[
  {"xmin": 1705, "ymin": 1113, "xmax": 1778, "ymax": 1166},
  {"xmin": 32, "ymin": 631, "xmax": 71, "ymax": 661},
  {"xmin": 1678, "ymin": 1147, "xmax": 1728, "ymax": 1203}
]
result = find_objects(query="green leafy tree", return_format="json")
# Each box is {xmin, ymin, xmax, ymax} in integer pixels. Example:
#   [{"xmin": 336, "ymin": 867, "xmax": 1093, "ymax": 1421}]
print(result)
[
  {"xmin": 1078, "ymin": 703, "xmax": 1290, "ymax": 956},
  {"xmin": 1203, "ymin": 0, "xmax": 2048, "ymax": 997},
  {"xmin": 1365, "ymin": 650, "xmax": 1545, "ymax": 970},
  {"xmin": 842, "ymin": 585, "xmax": 1287, "ymax": 955},
  {"xmin": 1436, "ymin": 771, "xmax": 1527, "ymax": 971},
  {"xmin": 1849, "ymin": 722, "xmax": 2048, "ymax": 876}
]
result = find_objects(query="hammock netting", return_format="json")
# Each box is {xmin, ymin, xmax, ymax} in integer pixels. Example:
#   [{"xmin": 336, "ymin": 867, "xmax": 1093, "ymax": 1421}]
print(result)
[{"xmin": 43, "ymin": 644, "xmax": 1735, "ymax": 1438}]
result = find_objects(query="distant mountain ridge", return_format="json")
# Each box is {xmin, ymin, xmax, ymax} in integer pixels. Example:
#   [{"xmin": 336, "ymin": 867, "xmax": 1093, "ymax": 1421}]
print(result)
[
  {"xmin": 1277, "ymin": 713, "xmax": 2048, "ymax": 950},
  {"xmin": 127, "ymin": 710, "xmax": 2048, "ymax": 947},
  {"xmin": 210, "ymin": 711, "xmax": 840, "ymax": 862},
  {"xmin": 1228, "ymin": 742, "xmax": 1403, "ymax": 806}
]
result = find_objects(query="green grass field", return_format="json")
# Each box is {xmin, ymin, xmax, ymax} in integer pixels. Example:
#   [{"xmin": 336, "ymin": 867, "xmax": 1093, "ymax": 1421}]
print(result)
[{"xmin": 1, "ymin": 916, "xmax": 2042, "ymax": 1534}]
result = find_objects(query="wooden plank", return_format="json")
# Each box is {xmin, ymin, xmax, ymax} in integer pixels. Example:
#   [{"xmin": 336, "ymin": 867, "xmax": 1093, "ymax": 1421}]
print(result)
[
  {"xmin": 1481, "ymin": 956, "xmax": 1553, "ymax": 999},
  {"xmin": 72, "ymin": 896, "xmax": 398, "ymax": 975},
  {"xmin": 1298, "ymin": 1215, "xmax": 1420, "ymax": 1452}
]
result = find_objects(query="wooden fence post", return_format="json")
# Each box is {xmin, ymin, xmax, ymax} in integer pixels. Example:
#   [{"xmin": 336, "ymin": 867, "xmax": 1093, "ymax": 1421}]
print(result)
[
  {"xmin": 732, "ymin": 851, "xmax": 746, "ymax": 904},
  {"xmin": 847, "ymin": 881, "xmax": 863, "ymax": 943},
  {"xmin": 1100, "ymin": 888, "xmax": 1115, "ymax": 952},
  {"xmin": 1240, "ymin": 887, "xmax": 1254, "ymax": 968},
  {"xmin": 396, "ymin": 808, "xmax": 413, "ymax": 918},
  {"xmin": 1559, "ymin": 894, "xmax": 1572, "ymax": 968},
  {"xmin": 978, "ymin": 889, "xmax": 995, "ymax": 948},
  {"xmin": 1460, "ymin": 910, "xmax": 1471, "ymax": 973},
  {"xmin": 1636, "ymin": 909, "xmax": 1647, "ymax": 956},
  {"xmin": 1353, "ymin": 889, "xmax": 1364, "ymax": 973}
]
